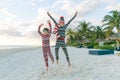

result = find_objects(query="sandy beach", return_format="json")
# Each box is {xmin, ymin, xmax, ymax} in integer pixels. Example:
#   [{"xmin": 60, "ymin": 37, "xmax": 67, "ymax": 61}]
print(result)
[{"xmin": 0, "ymin": 46, "xmax": 120, "ymax": 80}]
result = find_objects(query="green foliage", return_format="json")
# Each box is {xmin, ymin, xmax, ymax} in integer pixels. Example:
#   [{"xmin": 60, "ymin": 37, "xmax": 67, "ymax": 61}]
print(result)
[
  {"xmin": 102, "ymin": 10, "xmax": 120, "ymax": 32},
  {"xmin": 66, "ymin": 10, "xmax": 120, "ymax": 47},
  {"xmin": 104, "ymin": 41, "xmax": 116, "ymax": 45},
  {"xmin": 71, "ymin": 42, "xmax": 80, "ymax": 47},
  {"xmin": 94, "ymin": 45, "xmax": 114, "ymax": 50}
]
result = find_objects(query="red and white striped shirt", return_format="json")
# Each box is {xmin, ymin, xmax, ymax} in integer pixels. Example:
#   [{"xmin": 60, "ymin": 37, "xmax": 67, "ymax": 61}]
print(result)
[{"xmin": 38, "ymin": 22, "xmax": 52, "ymax": 47}]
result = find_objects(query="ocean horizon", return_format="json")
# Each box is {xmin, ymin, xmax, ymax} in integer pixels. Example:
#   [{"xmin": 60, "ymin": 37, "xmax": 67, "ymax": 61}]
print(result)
[
  {"xmin": 0, "ymin": 45, "xmax": 55, "ymax": 56},
  {"xmin": 0, "ymin": 45, "xmax": 40, "ymax": 49},
  {"xmin": 0, "ymin": 45, "xmax": 42, "ymax": 56}
]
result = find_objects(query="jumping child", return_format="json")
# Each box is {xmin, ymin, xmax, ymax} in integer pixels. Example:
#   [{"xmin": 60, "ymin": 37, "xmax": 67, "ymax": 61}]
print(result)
[
  {"xmin": 47, "ymin": 11, "xmax": 77, "ymax": 67},
  {"xmin": 38, "ymin": 20, "xmax": 54, "ymax": 71}
]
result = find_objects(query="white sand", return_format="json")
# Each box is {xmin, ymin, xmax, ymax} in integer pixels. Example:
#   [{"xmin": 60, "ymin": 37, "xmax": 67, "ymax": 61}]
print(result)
[{"xmin": 0, "ymin": 47, "xmax": 120, "ymax": 80}]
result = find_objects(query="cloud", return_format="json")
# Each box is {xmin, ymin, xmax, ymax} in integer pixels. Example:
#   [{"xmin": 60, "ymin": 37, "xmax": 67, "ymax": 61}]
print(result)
[
  {"xmin": 0, "ymin": 19, "xmax": 42, "ymax": 45},
  {"xmin": 19, "ymin": 23, "xmax": 31, "ymax": 27},
  {"xmin": 0, "ymin": 21, "xmax": 42, "ymax": 45},
  {"xmin": 0, "ymin": 10, "xmax": 52, "ymax": 45},
  {"xmin": 0, "ymin": 19, "xmax": 37, "ymax": 38},
  {"xmin": 26, "ymin": 0, "xmax": 36, "ymax": 7},
  {"xmin": 52, "ymin": 0, "xmax": 101, "ymax": 17},
  {"xmin": 52, "ymin": 0, "xmax": 75, "ymax": 15},
  {"xmin": 0, "ymin": 1, "xmax": 59, "ymax": 45},
  {"xmin": 26, "ymin": 0, "xmax": 43, "ymax": 7},
  {"xmin": 98, "ymin": 0, "xmax": 120, "ymax": 11},
  {"xmin": 1, "ymin": 0, "xmax": 120, "ymax": 45},
  {"xmin": 0, "ymin": 7, "xmax": 16, "ymax": 19},
  {"xmin": 0, "ymin": 0, "xmax": 102, "ymax": 40},
  {"xmin": 0, "ymin": 34, "xmax": 41, "ymax": 45},
  {"xmin": 60, "ymin": 0, "xmax": 75, "ymax": 15},
  {"xmin": 105, "ymin": 3, "xmax": 120, "ymax": 11},
  {"xmin": 37, "ymin": 8, "xmax": 48, "ymax": 19},
  {"xmin": 23, "ymin": 30, "xmax": 39, "ymax": 39},
  {"xmin": 0, "ymin": 28, "xmax": 22, "ymax": 37},
  {"xmin": 75, "ymin": 0, "xmax": 100, "ymax": 16},
  {"xmin": 37, "ymin": 7, "xmax": 61, "ymax": 27},
  {"xmin": 39, "ymin": 0, "xmax": 43, "ymax": 2},
  {"xmin": 100, "ymin": 0, "xmax": 118, "ymax": 4}
]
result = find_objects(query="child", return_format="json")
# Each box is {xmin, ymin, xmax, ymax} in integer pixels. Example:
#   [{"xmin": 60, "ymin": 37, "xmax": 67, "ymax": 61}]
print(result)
[
  {"xmin": 38, "ymin": 20, "xmax": 54, "ymax": 71},
  {"xmin": 47, "ymin": 11, "xmax": 77, "ymax": 67}
]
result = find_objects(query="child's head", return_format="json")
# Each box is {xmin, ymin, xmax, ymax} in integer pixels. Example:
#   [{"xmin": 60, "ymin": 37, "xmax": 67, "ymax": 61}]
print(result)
[
  {"xmin": 43, "ymin": 28, "xmax": 49, "ymax": 34},
  {"xmin": 59, "ymin": 16, "xmax": 65, "ymax": 26}
]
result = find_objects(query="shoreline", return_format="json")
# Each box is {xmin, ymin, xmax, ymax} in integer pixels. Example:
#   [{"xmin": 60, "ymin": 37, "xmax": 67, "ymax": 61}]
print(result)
[{"xmin": 0, "ymin": 46, "xmax": 40, "ymax": 57}]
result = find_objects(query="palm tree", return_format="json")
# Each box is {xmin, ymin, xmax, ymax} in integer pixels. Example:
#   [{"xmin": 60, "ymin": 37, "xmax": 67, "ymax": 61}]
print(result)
[
  {"xmin": 74, "ymin": 21, "xmax": 95, "ymax": 46},
  {"xmin": 73, "ymin": 31, "xmax": 83, "ymax": 45},
  {"xmin": 94, "ymin": 26, "xmax": 105, "ymax": 39},
  {"xmin": 102, "ymin": 10, "xmax": 120, "ymax": 33},
  {"xmin": 66, "ymin": 28, "xmax": 75, "ymax": 46},
  {"xmin": 103, "ymin": 10, "xmax": 120, "ymax": 49},
  {"xmin": 77, "ymin": 21, "xmax": 92, "ymax": 38},
  {"xmin": 102, "ymin": 26, "xmax": 114, "ymax": 38}
]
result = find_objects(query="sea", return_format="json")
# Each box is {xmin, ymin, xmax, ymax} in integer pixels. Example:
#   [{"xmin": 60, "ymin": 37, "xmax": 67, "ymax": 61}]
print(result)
[{"xmin": 0, "ymin": 45, "xmax": 38, "ymax": 49}]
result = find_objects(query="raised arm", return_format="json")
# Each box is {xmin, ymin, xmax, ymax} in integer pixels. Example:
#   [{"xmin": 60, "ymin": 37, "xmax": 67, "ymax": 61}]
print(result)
[
  {"xmin": 47, "ymin": 20, "xmax": 52, "ymax": 33},
  {"xmin": 47, "ymin": 11, "xmax": 58, "ymax": 25},
  {"xmin": 53, "ymin": 25, "xmax": 58, "ymax": 34},
  {"xmin": 38, "ymin": 24, "xmax": 43, "ymax": 36},
  {"xmin": 66, "ymin": 12, "xmax": 78, "ymax": 26}
]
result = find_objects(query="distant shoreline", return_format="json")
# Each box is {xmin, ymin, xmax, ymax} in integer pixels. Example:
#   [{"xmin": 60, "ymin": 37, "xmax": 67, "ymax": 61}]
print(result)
[
  {"xmin": 0, "ymin": 46, "xmax": 41, "ymax": 57},
  {"xmin": 0, "ymin": 45, "xmax": 41, "ymax": 49}
]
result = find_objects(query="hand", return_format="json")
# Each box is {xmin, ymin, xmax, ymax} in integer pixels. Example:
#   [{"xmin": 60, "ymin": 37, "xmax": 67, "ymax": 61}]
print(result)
[
  {"xmin": 47, "ymin": 20, "xmax": 50, "ymax": 23},
  {"xmin": 53, "ymin": 31, "xmax": 56, "ymax": 34},
  {"xmin": 47, "ymin": 11, "xmax": 50, "ymax": 15},
  {"xmin": 40, "ymin": 23, "xmax": 44, "ymax": 26},
  {"xmin": 57, "ymin": 34, "xmax": 61, "ymax": 37},
  {"xmin": 75, "ymin": 12, "xmax": 78, "ymax": 16}
]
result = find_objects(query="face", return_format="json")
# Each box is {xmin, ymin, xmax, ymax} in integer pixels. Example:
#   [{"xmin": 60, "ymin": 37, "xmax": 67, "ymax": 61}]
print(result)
[
  {"xmin": 43, "ymin": 30, "xmax": 48, "ymax": 35},
  {"xmin": 59, "ymin": 22, "xmax": 64, "ymax": 26}
]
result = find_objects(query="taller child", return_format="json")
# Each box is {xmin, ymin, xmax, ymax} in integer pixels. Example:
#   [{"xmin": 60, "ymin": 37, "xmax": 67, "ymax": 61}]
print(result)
[{"xmin": 47, "ymin": 11, "xmax": 77, "ymax": 66}]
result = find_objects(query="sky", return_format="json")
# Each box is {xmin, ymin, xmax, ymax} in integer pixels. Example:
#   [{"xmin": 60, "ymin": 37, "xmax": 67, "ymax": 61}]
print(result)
[{"xmin": 0, "ymin": 0, "xmax": 120, "ymax": 45}]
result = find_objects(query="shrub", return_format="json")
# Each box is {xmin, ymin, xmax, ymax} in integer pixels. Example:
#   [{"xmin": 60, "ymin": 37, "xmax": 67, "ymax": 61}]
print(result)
[
  {"xmin": 94, "ymin": 45, "xmax": 114, "ymax": 50},
  {"xmin": 72, "ymin": 42, "xmax": 80, "ymax": 47}
]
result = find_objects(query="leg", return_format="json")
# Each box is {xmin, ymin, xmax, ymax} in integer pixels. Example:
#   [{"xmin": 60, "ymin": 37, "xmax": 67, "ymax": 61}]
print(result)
[
  {"xmin": 55, "ymin": 45, "xmax": 60, "ymax": 64},
  {"xmin": 61, "ymin": 44, "xmax": 71, "ymax": 66},
  {"xmin": 43, "ymin": 52, "xmax": 48, "ymax": 70},
  {"xmin": 47, "ymin": 47, "xmax": 54, "ymax": 63}
]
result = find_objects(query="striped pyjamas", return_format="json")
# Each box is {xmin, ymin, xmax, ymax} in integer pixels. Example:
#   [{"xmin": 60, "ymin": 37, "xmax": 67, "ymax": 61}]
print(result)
[
  {"xmin": 38, "ymin": 23, "xmax": 54, "ymax": 67},
  {"xmin": 47, "ymin": 13, "xmax": 77, "ymax": 63}
]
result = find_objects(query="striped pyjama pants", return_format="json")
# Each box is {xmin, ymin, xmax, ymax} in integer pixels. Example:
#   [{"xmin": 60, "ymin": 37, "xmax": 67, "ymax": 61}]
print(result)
[
  {"xmin": 55, "ymin": 40, "xmax": 70, "ymax": 63},
  {"xmin": 42, "ymin": 46, "xmax": 54, "ymax": 67}
]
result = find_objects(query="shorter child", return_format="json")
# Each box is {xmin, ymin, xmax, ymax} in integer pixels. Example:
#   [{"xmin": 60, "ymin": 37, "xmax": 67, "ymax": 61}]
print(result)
[{"xmin": 38, "ymin": 20, "xmax": 54, "ymax": 71}]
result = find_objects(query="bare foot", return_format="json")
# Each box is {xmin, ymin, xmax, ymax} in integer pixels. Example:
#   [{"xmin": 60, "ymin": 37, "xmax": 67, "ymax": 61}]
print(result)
[
  {"xmin": 52, "ymin": 60, "xmax": 54, "ymax": 64},
  {"xmin": 56, "ymin": 60, "xmax": 58, "ymax": 64},
  {"xmin": 68, "ymin": 62, "xmax": 71, "ymax": 67},
  {"xmin": 46, "ymin": 66, "xmax": 48, "ymax": 71}
]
